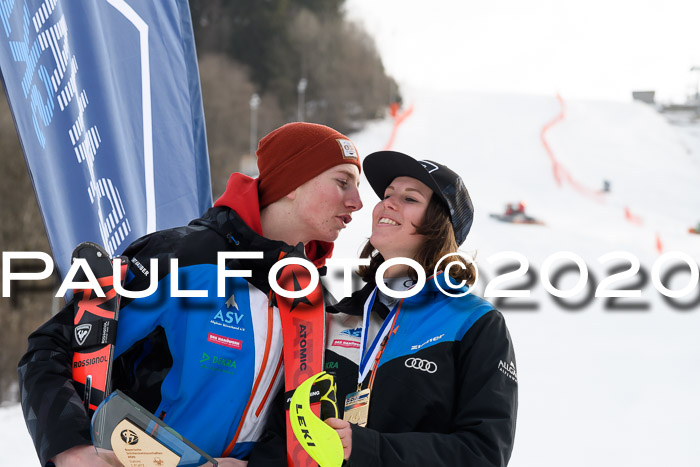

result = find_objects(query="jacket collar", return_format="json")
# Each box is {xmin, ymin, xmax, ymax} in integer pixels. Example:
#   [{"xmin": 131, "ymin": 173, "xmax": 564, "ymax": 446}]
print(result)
[
  {"xmin": 213, "ymin": 172, "xmax": 335, "ymax": 268},
  {"xmin": 329, "ymin": 271, "xmax": 469, "ymax": 316},
  {"xmin": 329, "ymin": 281, "xmax": 375, "ymax": 316}
]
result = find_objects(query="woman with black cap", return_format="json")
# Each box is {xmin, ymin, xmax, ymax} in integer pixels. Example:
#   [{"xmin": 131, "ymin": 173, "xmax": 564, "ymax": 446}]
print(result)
[{"xmin": 323, "ymin": 151, "xmax": 518, "ymax": 466}]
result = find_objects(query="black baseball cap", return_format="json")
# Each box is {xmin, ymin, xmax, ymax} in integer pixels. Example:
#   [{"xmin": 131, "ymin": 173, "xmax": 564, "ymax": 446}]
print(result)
[{"xmin": 363, "ymin": 151, "xmax": 474, "ymax": 245}]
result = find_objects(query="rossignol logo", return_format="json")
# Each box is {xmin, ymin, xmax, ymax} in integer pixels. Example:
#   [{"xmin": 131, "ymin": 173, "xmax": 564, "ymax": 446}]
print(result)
[
  {"xmin": 120, "ymin": 429, "xmax": 139, "ymax": 445},
  {"xmin": 404, "ymin": 357, "xmax": 438, "ymax": 373},
  {"xmin": 74, "ymin": 323, "xmax": 91, "ymax": 346},
  {"xmin": 498, "ymin": 360, "xmax": 518, "ymax": 382},
  {"xmin": 73, "ymin": 355, "xmax": 107, "ymax": 368}
]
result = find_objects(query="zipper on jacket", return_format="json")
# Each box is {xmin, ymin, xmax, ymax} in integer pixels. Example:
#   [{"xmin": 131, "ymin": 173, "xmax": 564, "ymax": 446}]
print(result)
[
  {"xmin": 221, "ymin": 298, "xmax": 275, "ymax": 457},
  {"xmin": 255, "ymin": 348, "xmax": 283, "ymax": 417}
]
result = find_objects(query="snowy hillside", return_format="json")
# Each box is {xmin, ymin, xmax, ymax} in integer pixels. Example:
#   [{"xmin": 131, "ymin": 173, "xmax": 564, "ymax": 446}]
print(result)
[
  {"xmin": 2, "ymin": 89, "xmax": 699, "ymax": 466},
  {"xmin": 335, "ymin": 89, "xmax": 700, "ymax": 467}
]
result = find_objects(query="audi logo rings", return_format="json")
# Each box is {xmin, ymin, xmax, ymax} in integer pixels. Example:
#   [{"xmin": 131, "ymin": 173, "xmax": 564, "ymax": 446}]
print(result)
[{"xmin": 404, "ymin": 357, "xmax": 438, "ymax": 373}]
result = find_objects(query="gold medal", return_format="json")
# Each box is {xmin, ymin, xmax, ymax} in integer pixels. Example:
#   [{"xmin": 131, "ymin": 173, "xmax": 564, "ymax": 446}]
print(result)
[{"xmin": 343, "ymin": 388, "xmax": 370, "ymax": 427}]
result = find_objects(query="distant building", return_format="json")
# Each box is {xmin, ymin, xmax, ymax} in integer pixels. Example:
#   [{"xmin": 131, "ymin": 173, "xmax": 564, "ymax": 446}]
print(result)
[{"xmin": 632, "ymin": 91, "xmax": 655, "ymax": 104}]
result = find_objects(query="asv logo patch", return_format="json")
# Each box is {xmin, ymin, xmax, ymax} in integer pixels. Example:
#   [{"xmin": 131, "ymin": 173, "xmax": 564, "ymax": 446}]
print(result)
[
  {"xmin": 211, "ymin": 310, "xmax": 244, "ymax": 325},
  {"xmin": 74, "ymin": 323, "xmax": 92, "ymax": 346}
]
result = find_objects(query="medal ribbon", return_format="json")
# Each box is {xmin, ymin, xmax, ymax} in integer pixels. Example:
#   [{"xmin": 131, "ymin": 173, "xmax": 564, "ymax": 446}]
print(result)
[{"xmin": 357, "ymin": 288, "xmax": 398, "ymax": 385}]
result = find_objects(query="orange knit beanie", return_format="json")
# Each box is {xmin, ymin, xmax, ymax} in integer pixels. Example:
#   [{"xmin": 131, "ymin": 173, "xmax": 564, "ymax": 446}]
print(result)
[{"xmin": 257, "ymin": 122, "xmax": 361, "ymax": 208}]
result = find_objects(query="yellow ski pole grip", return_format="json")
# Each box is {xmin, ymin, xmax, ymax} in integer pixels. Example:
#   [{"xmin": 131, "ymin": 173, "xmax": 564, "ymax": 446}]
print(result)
[{"xmin": 289, "ymin": 371, "xmax": 344, "ymax": 467}]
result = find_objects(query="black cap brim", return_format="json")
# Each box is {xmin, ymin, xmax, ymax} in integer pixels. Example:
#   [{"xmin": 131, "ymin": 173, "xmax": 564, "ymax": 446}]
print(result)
[{"xmin": 363, "ymin": 151, "xmax": 448, "ymax": 207}]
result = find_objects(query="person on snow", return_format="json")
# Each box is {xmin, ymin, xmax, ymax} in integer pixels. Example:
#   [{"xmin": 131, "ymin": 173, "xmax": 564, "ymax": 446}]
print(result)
[
  {"xmin": 17, "ymin": 122, "xmax": 363, "ymax": 467},
  {"xmin": 250, "ymin": 151, "xmax": 518, "ymax": 466}
]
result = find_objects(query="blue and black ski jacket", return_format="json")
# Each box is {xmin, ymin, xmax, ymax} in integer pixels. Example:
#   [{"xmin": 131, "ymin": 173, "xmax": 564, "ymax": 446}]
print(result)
[
  {"xmin": 18, "ymin": 203, "xmax": 333, "ymax": 465},
  {"xmin": 249, "ymin": 272, "xmax": 519, "ymax": 466},
  {"xmin": 324, "ymin": 273, "xmax": 518, "ymax": 466}
]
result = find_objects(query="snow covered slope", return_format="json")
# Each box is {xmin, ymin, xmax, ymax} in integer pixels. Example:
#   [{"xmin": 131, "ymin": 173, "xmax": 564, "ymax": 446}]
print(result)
[
  {"xmin": 2, "ymin": 90, "xmax": 698, "ymax": 466},
  {"xmin": 332, "ymin": 89, "xmax": 700, "ymax": 467}
]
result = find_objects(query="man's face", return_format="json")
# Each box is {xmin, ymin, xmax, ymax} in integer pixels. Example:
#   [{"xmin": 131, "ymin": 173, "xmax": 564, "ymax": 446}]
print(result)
[{"xmin": 291, "ymin": 163, "xmax": 363, "ymax": 243}]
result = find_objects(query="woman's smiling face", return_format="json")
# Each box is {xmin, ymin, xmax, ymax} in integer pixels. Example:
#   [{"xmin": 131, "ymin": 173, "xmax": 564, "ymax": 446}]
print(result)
[{"xmin": 370, "ymin": 176, "xmax": 433, "ymax": 261}]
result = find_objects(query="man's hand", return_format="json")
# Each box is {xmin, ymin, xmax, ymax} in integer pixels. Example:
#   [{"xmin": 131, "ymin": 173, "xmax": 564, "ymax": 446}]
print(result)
[
  {"xmin": 325, "ymin": 417, "xmax": 353, "ymax": 460},
  {"xmin": 53, "ymin": 445, "xmax": 122, "ymax": 467}
]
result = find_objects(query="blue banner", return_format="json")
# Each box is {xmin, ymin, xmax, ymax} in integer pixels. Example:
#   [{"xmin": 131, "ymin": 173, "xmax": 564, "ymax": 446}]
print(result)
[{"xmin": 0, "ymin": 0, "xmax": 212, "ymax": 279}]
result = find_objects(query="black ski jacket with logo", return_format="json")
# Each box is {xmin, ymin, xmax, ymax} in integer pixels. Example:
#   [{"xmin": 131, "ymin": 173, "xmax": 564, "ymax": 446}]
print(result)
[
  {"xmin": 17, "ymin": 206, "xmax": 334, "ymax": 466},
  {"xmin": 324, "ymin": 274, "xmax": 518, "ymax": 466}
]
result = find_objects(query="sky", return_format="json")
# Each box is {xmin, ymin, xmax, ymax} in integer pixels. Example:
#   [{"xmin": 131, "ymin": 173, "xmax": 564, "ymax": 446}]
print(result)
[{"xmin": 344, "ymin": 0, "xmax": 700, "ymax": 103}]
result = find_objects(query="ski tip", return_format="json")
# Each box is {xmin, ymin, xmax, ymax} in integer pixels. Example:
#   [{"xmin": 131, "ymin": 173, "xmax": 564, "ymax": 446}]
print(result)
[{"xmin": 71, "ymin": 241, "xmax": 111, "ymax": 261}]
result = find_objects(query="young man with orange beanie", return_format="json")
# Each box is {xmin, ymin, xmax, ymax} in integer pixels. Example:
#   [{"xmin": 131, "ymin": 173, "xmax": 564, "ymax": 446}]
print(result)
[{"xmin": 18, "ymin": 122, "xmax": 363, "ymax": 466}]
